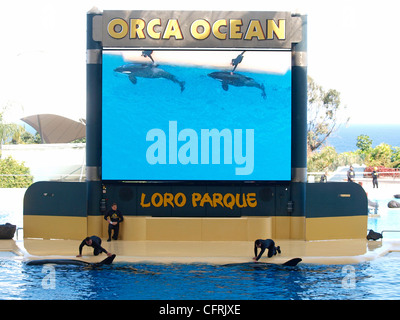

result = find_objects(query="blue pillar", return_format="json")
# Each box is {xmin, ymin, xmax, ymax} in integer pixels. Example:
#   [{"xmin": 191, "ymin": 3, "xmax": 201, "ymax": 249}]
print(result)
[
  {"xmin": 86, "ymin": 8, "xmax": 102, "ymax": 218},
  {"xmin": 291, "ymin": 14, "xmax": 308, "ymax": 218}
]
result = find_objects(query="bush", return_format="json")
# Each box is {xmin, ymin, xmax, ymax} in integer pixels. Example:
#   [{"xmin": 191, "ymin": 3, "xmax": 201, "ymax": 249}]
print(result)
[
  {"xmin": 307, "ymin": 146, "xmax": 338, "ymax": 172},
  {"xmin": 366, "ymin": 143, "xmax": 393, "ymax": 167},
  {"xmin": 392, "ymin": 147, "xmax": 400, "ymax": 168},
  {"xmin": 0, "ymin": 156, "xmax": 33, "ymax": 188}
]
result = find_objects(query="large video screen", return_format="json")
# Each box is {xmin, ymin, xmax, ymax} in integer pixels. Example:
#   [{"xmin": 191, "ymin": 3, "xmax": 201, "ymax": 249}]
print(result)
[{"xmin": 102, "ymin": 50, "xmax": 291, "ymax": 181}]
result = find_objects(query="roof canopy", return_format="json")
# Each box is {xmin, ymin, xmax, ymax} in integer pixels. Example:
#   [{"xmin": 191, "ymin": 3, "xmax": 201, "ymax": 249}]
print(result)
[{"xmin": 21, "ymin": 114, "xmax": 86, "ymax": 143}]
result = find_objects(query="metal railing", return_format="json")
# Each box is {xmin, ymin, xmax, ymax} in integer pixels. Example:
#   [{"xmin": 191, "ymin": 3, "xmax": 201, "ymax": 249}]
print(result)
[
  {"xmin": 308, "ymin": 171, "xmax": 400, "ymax": 182},
  {"xmin": 381, "ymin": 230, "xmax": 400, "ymax": 237},
  {"xmin": 367, "ymin": 229, "xmax": 400, "ymax": 240},
  {"xmin": 16, "ymin": 227, "xmax": 23, "ymax": 240},
  {"xmin": 0, "ymin": 170, "xmax": 86, "ymax": 182}
]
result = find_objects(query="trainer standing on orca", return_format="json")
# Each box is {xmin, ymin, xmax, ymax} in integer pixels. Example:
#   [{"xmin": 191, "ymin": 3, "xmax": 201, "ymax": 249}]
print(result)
[
  {"xmin": 253, "ymin": 239, "xmax": 281, "ymax": 261},
  {"xmin": 104, "ymin": 202, "xmax": 124, "ymax": 241},
  {"xmin": 114, "ymin": 63, "xmax": 186, "ymax": 92},
  {"xmin": 208, "ymin": 51, "xmax": 266, "ymax": 99},
  {"xmin": 230, "ymin": 50, "xmax": 245, "ymax": 73}
]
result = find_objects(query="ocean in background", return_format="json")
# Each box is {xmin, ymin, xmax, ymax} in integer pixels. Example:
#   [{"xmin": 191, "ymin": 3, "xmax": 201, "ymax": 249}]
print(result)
[{"xmin": 326, "ymin": 124, "xmax": 400, "ymax": 153}]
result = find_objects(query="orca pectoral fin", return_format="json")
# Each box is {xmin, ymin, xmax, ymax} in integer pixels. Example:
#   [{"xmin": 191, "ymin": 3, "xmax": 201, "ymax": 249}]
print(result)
[
  {"xmin": 180, "ymin": 81, "xmax": 185, "ymax": 93},
  {"xmin": 128, "ymin": 74, "xmax": 137, "ymax": 84},
  {"xmin": 222, "ymin": 83, "xmax": 229, "ymax": 91},
  {"xmin": 282, "ymin": 258, "xmax": 302, "ymax": 267},
  {"xmin": 261, "ymin": 84, "xmax": 266, "ymax": 100}
]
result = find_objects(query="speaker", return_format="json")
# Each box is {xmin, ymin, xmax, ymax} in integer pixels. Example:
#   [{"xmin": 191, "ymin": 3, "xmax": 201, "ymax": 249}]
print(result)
[
  {"xmin": 119, "ymin": 187, "xmax": 134, "ymax": 202},
  {"xmin": 259, "ymin": 187, "xmax": 274, "ymax": 202}
]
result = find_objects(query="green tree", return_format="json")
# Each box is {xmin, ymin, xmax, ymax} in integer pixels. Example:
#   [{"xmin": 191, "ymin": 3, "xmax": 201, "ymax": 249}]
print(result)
[
  {"xmin": 356, "ymin": 134, "xmax": 372, "ymax": 153},
  {"xmin": 391, "ymin": 147, "xmax": 400, "ymax": 168},
  {"xmin": 336, "ymin": 151, "xmax": 365, "ymax": 168},
  {"xmin": 0, "ymin": 156, "xmax": 33, "ymax": 188},
  {"xmin": 0, "ymin": 102, "xmax": 25, "ymax": 147},
  {"xmin": 307, "ymin": 76, "xmax": 349, "ymax": 152},
  {"xmin": 71, "ymin": 137, "xmax": 86, "ymax": 143},
  {"xmin": 367, "ymin": 143, "xmax": 393, "ymax": 167},
  {"xmin": 307, "ymin": 146, "xmax": 338, "ymax": 172},
  {"xmin": 20, "ymin": 131, "xmax": 42, "ymax": 144}
]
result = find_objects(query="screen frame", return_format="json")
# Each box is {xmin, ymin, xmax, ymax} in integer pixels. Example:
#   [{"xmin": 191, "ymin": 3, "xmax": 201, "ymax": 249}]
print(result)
[{"xmin": 101, "ymin": 48, "xmax": 292, "ymax": 183}]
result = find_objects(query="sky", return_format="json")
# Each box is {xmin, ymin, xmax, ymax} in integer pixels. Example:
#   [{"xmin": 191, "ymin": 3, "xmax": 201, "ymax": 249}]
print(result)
[{"xmin": 0, "ymin": 0, "xmax": 399, "ymax": 125}]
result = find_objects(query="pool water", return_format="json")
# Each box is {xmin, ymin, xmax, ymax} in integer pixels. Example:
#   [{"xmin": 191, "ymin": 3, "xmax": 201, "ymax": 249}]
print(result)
[
  {"xmin": 1, "ymin": 190, "xmax": 400, "ymax": 300},
  {"xmin": 1, "ymin": 254, "xmax": 400, "ymax": 300},
  {"xmin": 368, "ymin": 199, "xmax": 400, "ymax": 239}
]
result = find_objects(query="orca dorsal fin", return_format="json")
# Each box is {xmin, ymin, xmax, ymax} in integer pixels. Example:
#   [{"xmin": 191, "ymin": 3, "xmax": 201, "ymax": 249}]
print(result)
[
  {"xmin": 282, "ymin": 258, "xmax": 302, "ymax": 267},
  {"xmin": 100, "ymin": 254, "xmax": 116, "ymax": 265}
]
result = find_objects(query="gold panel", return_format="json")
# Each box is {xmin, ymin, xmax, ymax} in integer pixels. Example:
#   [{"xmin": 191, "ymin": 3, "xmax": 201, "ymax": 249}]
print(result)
[
  {"xmin": 306, "ymin": 216, "xmax": 368, "ymax": 241},
  {"xmin": 23, "ymin": 215, "xmax": 87, "ymax": 240}
]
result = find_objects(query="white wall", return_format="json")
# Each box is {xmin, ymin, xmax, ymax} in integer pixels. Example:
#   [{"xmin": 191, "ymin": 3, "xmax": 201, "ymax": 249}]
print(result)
[{"xmin": 1, "ymin": 143, "xmax": 86, "ymax": 182}]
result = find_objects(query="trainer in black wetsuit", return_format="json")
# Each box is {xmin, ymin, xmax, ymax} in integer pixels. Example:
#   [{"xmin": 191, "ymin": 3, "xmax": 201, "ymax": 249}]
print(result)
[
  {"xmin": 253, "ymin": 239, "xmax": 281, "ymax": 261},
  {"xmin": 372, "ymin": 167, "xmax": 379, "ymax": 188},
  {"xmin": 104, "ymin": 202, "xmax": 124, "ymax": 241},
  {"xmin": 231, "ymin": 51, "xmax": 245, "ymax": 73},
  {"xmin": 77, "ymin": 235, "xmax": 111, "ymax": 257},
  {"xmin": 347, "ymin": 166, "xmax": 355, "ymax": 182}
]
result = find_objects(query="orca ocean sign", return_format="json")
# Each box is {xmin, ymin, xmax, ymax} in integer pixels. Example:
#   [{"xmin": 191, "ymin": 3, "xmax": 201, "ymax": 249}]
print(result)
[
  {"xmin": 100, "ymin": 11, "xmax": 299, "ymax": 181},
  {"xmin": 101, "ymin": 11, "xmax": 296, "ymax": 49}
]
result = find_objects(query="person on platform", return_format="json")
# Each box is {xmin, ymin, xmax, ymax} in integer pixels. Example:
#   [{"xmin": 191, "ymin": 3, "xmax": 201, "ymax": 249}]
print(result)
[
  {"xmin": 347, "ymin": 165, "xmax": 355, "ymax": 182},
  {"xmin": 372, "ymin": 167, "xmax": 379, "ymax": 188},
  {"xmin": 320, "ymin": 171, "xmax": 328, "ymax": 183},
  {"xmin": 104, "ymin": 202, "xmax": 124, "ymax": 241},
  {"xmin": 77, "ymin": 235, "xmax": 112, "ymax": 257},
  {"xmin": 253, "ymin": 239, "xmax": 281, "ymax": 261}
]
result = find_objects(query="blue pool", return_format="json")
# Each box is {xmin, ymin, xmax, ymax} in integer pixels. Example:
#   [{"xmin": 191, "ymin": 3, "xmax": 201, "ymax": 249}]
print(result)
[
  {"xmin": 1, "ymin": 189, "xmax": 400, "ymax": 300},
  {"xmin": 1, "ymin": 253, "xmax": 400, "ymax": 300}
]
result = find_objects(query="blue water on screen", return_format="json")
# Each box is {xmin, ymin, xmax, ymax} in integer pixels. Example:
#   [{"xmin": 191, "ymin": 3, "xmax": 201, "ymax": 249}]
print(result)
[{"xmin": 102, "ymin": 52, "xmax": 291, "ymax": 181}]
